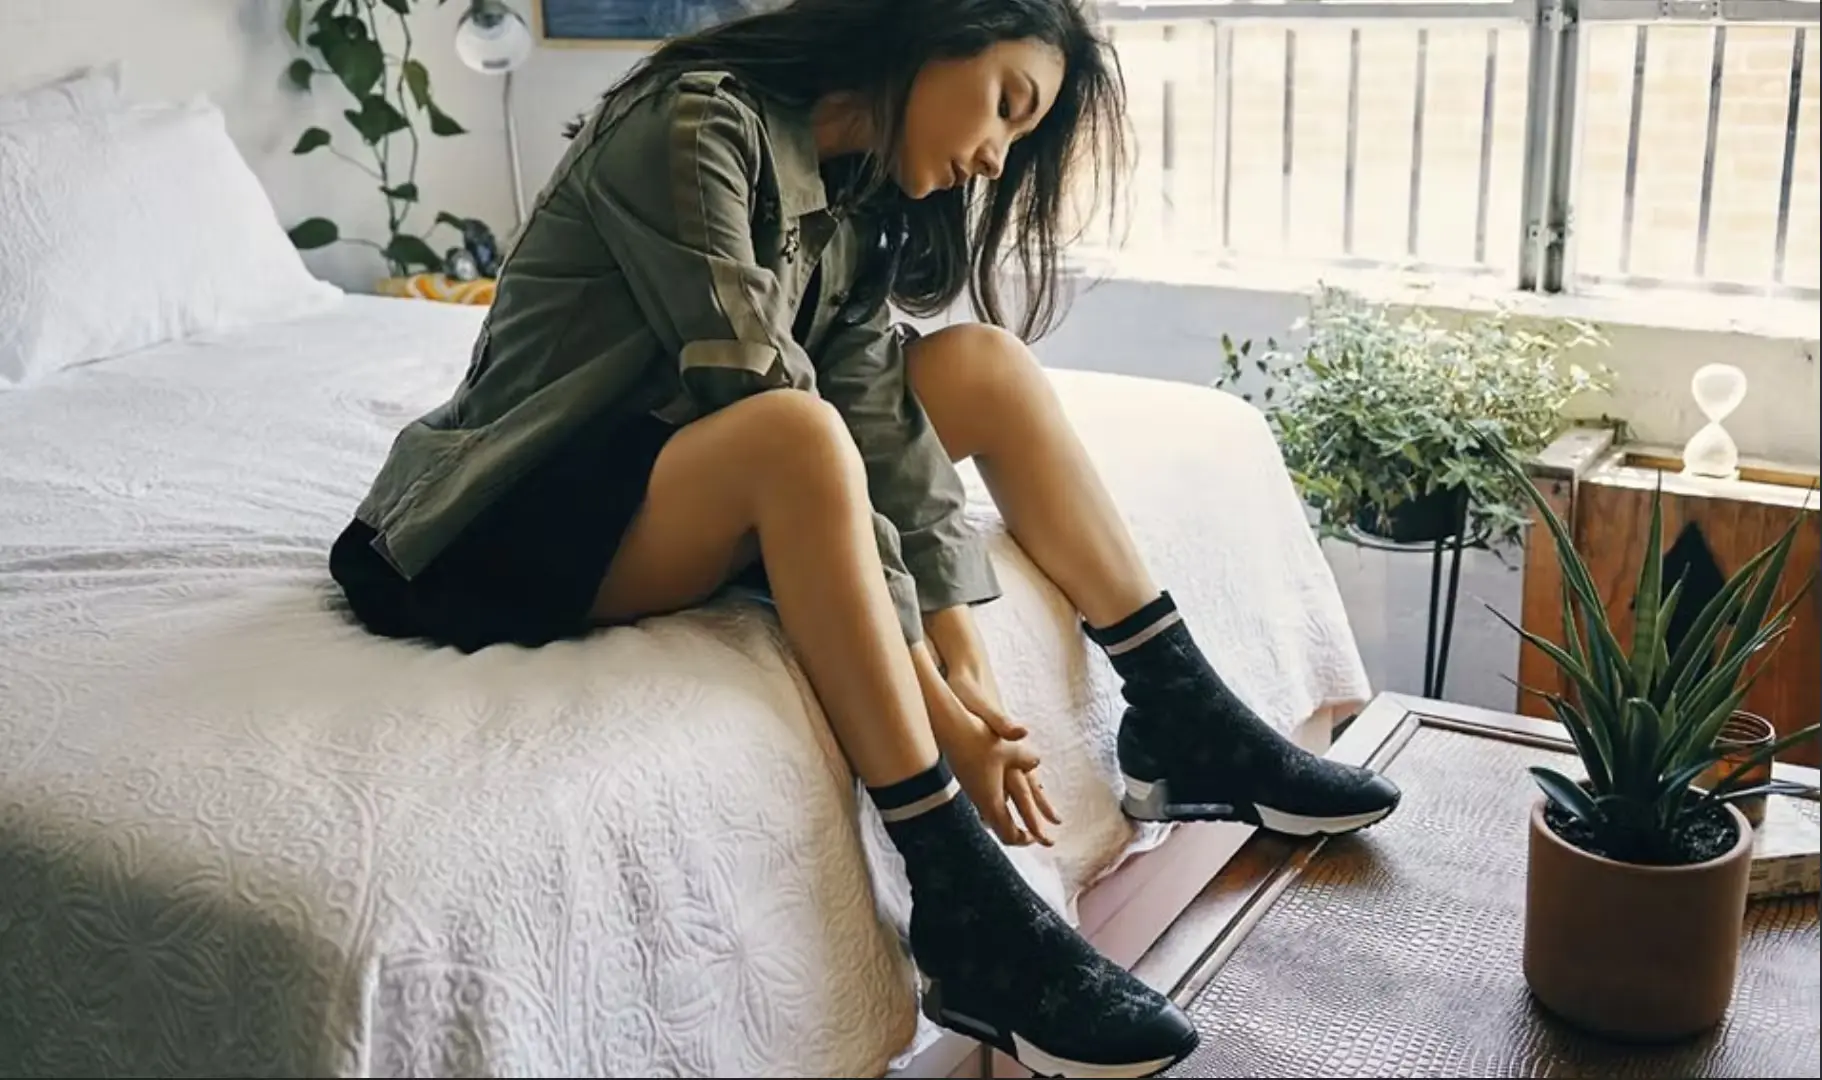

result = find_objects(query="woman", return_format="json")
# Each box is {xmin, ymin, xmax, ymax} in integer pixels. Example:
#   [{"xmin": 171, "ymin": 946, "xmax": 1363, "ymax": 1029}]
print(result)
[{"xmin": 330, "ymin": 0, "xmax": 1400, "ymax": 1073}]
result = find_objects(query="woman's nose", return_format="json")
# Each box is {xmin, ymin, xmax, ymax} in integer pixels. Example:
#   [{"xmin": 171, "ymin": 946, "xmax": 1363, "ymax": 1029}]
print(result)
[{"xmin": 974, "ymin": 142, "xmax": 1005, "ymax": 181}]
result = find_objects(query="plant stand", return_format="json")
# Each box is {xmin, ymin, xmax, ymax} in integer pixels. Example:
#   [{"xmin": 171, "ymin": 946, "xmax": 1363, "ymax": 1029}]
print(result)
[{"xmin": 1343, "ymin": 509, "xmax": 1476, "ymax": 701}]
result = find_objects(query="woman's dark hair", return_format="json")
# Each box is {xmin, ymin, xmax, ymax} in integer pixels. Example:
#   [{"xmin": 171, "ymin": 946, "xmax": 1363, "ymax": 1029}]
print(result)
[{"xmin": 569, "ymin": 0, "xmax": 1128, "ymax": 341}]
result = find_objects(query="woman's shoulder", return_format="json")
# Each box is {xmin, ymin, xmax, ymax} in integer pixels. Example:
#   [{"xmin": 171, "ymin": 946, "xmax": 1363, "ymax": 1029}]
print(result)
[{"xmin": 585, "ymin": 67, "xmax": 767, "ymax": 147}]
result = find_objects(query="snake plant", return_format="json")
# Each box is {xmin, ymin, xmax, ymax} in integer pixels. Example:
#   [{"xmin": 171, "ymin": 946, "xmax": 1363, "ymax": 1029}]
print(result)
[{"xmin": 1486, "ymin": 438, "xmax": 1820, "ymax": 865}]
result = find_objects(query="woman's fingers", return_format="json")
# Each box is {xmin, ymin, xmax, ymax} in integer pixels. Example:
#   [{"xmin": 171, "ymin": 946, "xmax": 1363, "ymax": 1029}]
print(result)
[
  {"xmin": 976, "ymin": 703, "xmax": 1029, "ymax": 741},
  {"xmin": 1031, "ymin": 773, "xmax": 1062, "ymax": 827},
  {"xmin": 983, "ymin": 775, "xmax": 1026, "ymax": 846},
  {"xmin": 1007, "ymin": 770, "xmax": 1053, "ymax": 847}
]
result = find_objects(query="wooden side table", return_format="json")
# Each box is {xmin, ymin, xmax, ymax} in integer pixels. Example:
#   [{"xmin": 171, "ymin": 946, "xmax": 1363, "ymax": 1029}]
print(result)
[{"xmin": 1520, "ymin": 428, "xmax": 1820, "ymax": 766}]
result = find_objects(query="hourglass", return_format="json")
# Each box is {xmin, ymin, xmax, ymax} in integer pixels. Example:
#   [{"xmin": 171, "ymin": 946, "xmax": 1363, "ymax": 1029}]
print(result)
[{"xmin": 1681, "ymin": 363, "xmax": 1748, "ymax": 482}]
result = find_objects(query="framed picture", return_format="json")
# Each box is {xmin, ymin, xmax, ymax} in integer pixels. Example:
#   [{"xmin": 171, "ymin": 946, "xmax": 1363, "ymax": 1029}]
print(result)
[{"xmin": 532, "ymin": 0, "xmax": 789, "ymax": 47}]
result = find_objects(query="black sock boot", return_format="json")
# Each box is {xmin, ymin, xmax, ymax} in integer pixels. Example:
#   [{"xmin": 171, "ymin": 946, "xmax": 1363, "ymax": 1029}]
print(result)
[
  {"xmin": 1085, "ymin": 592, "xmax": 1401, "ymax": 835},
  {"xmin": 870, "ymin": 760, "xmax": 1197, "ymax": 1078}
]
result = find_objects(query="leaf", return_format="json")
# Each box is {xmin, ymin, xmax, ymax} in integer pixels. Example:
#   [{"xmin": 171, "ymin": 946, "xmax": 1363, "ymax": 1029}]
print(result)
[
  {"xmin": 1649, "ymin": 574, "xmax": 1684, "ymax": 709},
  {"xmin": 1691, "ymin": 723, "xmax": 1822, "ymax": 810},
  {"xmin": 1704, "ymin": 780, "xmax": 1820, "ymax": 809},
  {"xmin": 1531, "ymin": 766, "xmax": 1599, "ymax": 824},
  {"xmin": 1544, "ymin": 692, "xmax": 1612, "ymax": 793},
  {"xmin": 1629, "ymin": 481, "xmax": 1665, "ymax": 694},
  {"xmin": 1679, "ymin": 617, "xmax": 1795, "ymax": 755},
  {"xmin": 344, "ymin": 95, "xmax": 409, "ymax": 144},
  {"xmin": 1482, "ymin": 436, "xmax": 1633, "ymax": 703},
  {"xmin": 291, "ymin": 127, "xmax": 332, "ymax": 154},
  {"xmin": 1486, "ymin": 603, "xmax": 1612, "ymax": 720},
  {"xmin": 435, "ymin": 211, "xmax": 470, "ymax": 231},
  {"xmin": 287, "ymin": 58, "xmax": 315, "ymax": 91},
  {"xmin": 1718, "ymin": 517, "xmax": 1805, "ymax": 673},
  {"xmin": 427, "ymin": 103, "xmax": 466, "ymax": 136},
  {"xmin": 1619, "ymin": 698, "xmax": 1664, "ymax": 798},
  {"xmin": 326, "ymin": 34, "xmax": 385, "ymax": 99},
  {"xmin": 287, "ymin": 217, "xmax": 340, "ymax": 249},
  {"xmin": 1670, "ymin": 680, "xmax": 1759, "ymax": 778},
  {"xmin": 384, "ymin": 233, "xmax": 444, "ymax": 272},
  {"xmin": 381, "ymin": 0, "xmax": 410, "ymax": 12},
  {"xmin": 1663, "ymin": 565, "xmax": 1756, "ymax": 707},
  {"xmin": 285, "ymin": 0, "xmax": 304, "ymax": 43},
  {"xmin": 1557, "ymin": 574, "xmax": 1587, "ymax": 686},
  {"xmin": 381, "ymin": 182, "xmax": 419, "ymax": 201},
  {"xmin": 403, "ymin": 59, "xmax": 432, "ymax": 111}
]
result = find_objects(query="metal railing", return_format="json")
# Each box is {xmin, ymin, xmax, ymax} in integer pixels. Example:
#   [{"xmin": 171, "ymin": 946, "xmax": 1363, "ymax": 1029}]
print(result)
[{"xmin": 1091, "ymin": 0, "xmax": 1821, "ymax": 301}]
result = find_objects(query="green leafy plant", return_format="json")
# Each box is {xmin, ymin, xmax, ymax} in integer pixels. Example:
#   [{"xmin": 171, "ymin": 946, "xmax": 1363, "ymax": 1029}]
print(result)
[
  {"xmin": 281, "ymin": 0, "xmax": 476, "ymax": 277},
  {"xmin": 1217, "ymin": 285, "xmax": 1615, "ymax": 552},
  {"xmin": 1486, "ymin": 437, "xmax": 1819, "ymax": 865}
]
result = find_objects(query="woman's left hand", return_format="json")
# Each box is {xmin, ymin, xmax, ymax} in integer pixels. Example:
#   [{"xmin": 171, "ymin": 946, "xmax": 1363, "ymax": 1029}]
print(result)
[
  {"xmin": 945, "ymin": 660, "xmax": 1062, "ymax": 845},
  {"xmin": 927, "ymin": 606, "xmax": 1061, "ymax": 843}
]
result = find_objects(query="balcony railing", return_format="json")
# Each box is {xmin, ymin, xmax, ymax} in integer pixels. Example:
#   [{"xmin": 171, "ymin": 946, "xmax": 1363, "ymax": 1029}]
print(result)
[{"xmin": 1087, "ymin": 0, "xmax": 1820, "ymax": 301}]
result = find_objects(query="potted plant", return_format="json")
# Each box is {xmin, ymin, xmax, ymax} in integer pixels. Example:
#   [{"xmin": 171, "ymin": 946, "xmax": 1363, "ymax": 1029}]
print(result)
[
  {"xmin": 1486, "ymin": 438, "xmax": 1819, "ymax": 1042},
  {"xmin": 279, "ymin": 0, "xmax": 502, "ymax": 281},
  {"xmin": 1216, "ymin": 286, "xmax": 1614, "ymax": 550}
]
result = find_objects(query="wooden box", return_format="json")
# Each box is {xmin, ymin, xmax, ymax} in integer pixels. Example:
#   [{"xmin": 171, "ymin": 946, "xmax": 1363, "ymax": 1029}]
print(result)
[{"xmin": 1519, "ymin": 429, "xmax": 1820, "ymax": 768}]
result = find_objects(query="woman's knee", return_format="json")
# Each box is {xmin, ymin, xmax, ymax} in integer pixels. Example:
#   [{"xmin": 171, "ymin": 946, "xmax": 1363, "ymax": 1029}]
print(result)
[
  {"xmin": 720, "ymin": 389, "xmax": 866, "ymax": 496},
  {"xmin": 907, "ymin": 323, "xmax": 1054, "ymax": 454},
  {"xmin": 910, "ymin": 323, "xmax": 1044, "ymax": 398}
]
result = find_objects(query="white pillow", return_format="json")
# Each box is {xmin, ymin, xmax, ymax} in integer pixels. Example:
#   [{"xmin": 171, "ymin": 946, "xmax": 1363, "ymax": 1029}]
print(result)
[
  {"xmin": 0, "ymin": 96, "xmax": 343, "ymax": 389},
  {"xmin": 0, "ymin": 63, "xmax": 124, "ymax": 125}
]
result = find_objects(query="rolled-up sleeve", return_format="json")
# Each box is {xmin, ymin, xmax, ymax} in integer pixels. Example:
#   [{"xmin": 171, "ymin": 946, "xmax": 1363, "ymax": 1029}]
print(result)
[
  {"xmin": 818, "ymin": 305, "xmax": 1003, "ymax": 635},
  {"xmin": 580, "ymin": 77, "xmax": 815, "ymax": 414}
]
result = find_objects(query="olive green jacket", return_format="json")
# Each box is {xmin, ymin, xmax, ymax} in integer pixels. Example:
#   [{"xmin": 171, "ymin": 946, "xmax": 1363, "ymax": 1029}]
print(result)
[{"xmin": 352, "ymin": 69, "xmax": 1001, "ymax": 643}]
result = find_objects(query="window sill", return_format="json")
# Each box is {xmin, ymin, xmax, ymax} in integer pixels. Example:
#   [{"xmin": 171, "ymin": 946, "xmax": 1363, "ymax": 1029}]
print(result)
[{"xmin": 1063, "ymin": 250, "xmax": 1821, "ymax": 344}]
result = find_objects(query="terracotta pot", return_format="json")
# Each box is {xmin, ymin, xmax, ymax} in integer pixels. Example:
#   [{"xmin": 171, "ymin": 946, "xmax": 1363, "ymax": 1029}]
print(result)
[{"xmin": 1523, "ymin": 797, "xmax": 1754, "ymax": 1042}]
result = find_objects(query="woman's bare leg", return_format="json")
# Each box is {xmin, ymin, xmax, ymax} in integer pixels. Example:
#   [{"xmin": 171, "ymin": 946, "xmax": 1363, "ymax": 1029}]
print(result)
[
  {"xmin": 905, "ymin": 323, "xmax": 1402, "ymax": 837},
  {"xmin": 592, "ymin": 389, "xmax": 936, "ymax": 788},
  {"xmin": 903, "ymin": 323, "xmax": 1155, "ymax": 629},
  {"xmin": 589, "ymin": 384, "xmax": 1196, "ymax": 1076}
]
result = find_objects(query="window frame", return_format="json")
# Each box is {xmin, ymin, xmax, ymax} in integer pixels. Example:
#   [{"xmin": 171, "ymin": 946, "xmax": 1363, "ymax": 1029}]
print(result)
[{"xmin": 1093, "ymin": 0, "xmax": 1822, "ymax": 303}]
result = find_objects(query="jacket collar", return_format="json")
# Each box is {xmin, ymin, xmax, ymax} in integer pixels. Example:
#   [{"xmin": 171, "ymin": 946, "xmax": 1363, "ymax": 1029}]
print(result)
[{"xmin": 759, "ymin": 97, "xmax": 829, "ymax": 220}]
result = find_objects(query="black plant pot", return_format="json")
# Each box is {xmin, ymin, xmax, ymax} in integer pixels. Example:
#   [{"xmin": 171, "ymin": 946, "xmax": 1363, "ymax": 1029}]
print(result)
[{"xmin": 1353, "ymin": 484, "xmax": 1469, "ymax": 544}]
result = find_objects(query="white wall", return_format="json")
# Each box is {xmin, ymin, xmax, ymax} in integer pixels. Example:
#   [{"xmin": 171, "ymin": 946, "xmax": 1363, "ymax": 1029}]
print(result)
[
  {"xmin": 2, "ymin": 0, "xmax": 524, "ymax": 290},
  {"xmin": 505, "ymin": 41, "xmax": 644, "ymax": 205}
]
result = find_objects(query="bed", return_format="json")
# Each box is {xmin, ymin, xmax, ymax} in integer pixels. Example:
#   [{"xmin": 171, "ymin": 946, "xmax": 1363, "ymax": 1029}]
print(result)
[{"xmin": 0, "ymin": 70, "xmax": 1372, "ymax": 1080}]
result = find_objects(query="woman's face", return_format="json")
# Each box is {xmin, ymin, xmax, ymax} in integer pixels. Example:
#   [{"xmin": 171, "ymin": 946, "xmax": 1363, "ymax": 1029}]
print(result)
[{"xmin": 896, "ymin": 37, "xmax": 1066, "ymax": 200}]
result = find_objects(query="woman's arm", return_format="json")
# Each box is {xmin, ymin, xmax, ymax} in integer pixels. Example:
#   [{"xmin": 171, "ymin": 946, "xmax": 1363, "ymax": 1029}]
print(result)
[
  {"xmin": 575, "ymin": 74, "xmax": 949, "ymax": 644},
  {"xmin": 579, "ymin": 72, "xmax": 817, "ymax": 416},
  {"xmin": 910, "ymin": 628, "xmax": 1058, "ymax": 845},
  {"xmin": 816, "ymin": 305, "xmax": 1002, "ymax": 638}
]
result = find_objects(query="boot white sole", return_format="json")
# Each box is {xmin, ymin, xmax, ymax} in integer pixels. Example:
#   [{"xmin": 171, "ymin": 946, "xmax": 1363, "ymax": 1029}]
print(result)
[
  {"xmin": 922, "ymin": 979, "xmax": 1194, "ymax": 1079},
  {"xmin": 1122, "ymin": 775, "xmax": 1396, "ymax": 836}
]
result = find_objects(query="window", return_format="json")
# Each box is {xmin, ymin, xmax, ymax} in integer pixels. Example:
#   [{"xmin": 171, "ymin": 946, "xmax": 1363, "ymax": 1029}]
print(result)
[{"xmin": 1085, "ymin": 0, "xmax": 1820, "ymax": 304}]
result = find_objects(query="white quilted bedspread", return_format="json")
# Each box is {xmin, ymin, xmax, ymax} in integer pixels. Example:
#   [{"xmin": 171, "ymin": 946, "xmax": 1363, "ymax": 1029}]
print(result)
[{"xmin": 0, "ymin": 297, "xmax": 1370, "ymax": 1077}]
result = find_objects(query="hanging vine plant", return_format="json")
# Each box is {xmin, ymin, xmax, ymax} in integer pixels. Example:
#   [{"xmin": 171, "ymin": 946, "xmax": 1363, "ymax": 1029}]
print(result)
[{"xmin": 282, "ymin": 0, "xmax": 480, "ymax": 278}]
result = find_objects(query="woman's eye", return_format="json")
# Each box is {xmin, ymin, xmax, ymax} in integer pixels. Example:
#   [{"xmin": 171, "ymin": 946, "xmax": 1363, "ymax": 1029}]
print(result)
[{"xmin": 997, "ymin": 93, "xmax": 1012, "ymax": 120}]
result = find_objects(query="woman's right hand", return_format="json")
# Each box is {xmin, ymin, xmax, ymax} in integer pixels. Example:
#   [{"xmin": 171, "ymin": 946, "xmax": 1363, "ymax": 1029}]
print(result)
[
  {"xmin": 942, "ymin": 713, "xmax": 1056, "ymax": 847},
  {"xmin": 911, "ymin": 641, "xmax": 1058, "ymax": 847}
]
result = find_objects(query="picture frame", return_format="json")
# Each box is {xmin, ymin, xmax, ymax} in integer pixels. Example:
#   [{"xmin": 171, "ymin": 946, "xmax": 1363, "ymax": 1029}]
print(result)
[{"xmin": 531, "ymin": 0, "xmax": 788, "ymax": 47}]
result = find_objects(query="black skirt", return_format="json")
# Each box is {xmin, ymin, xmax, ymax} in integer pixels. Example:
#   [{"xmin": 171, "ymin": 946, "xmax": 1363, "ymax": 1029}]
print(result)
[{"xmin": 330, "ymin": 413, "xmax": 679, "ymax": 654}]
